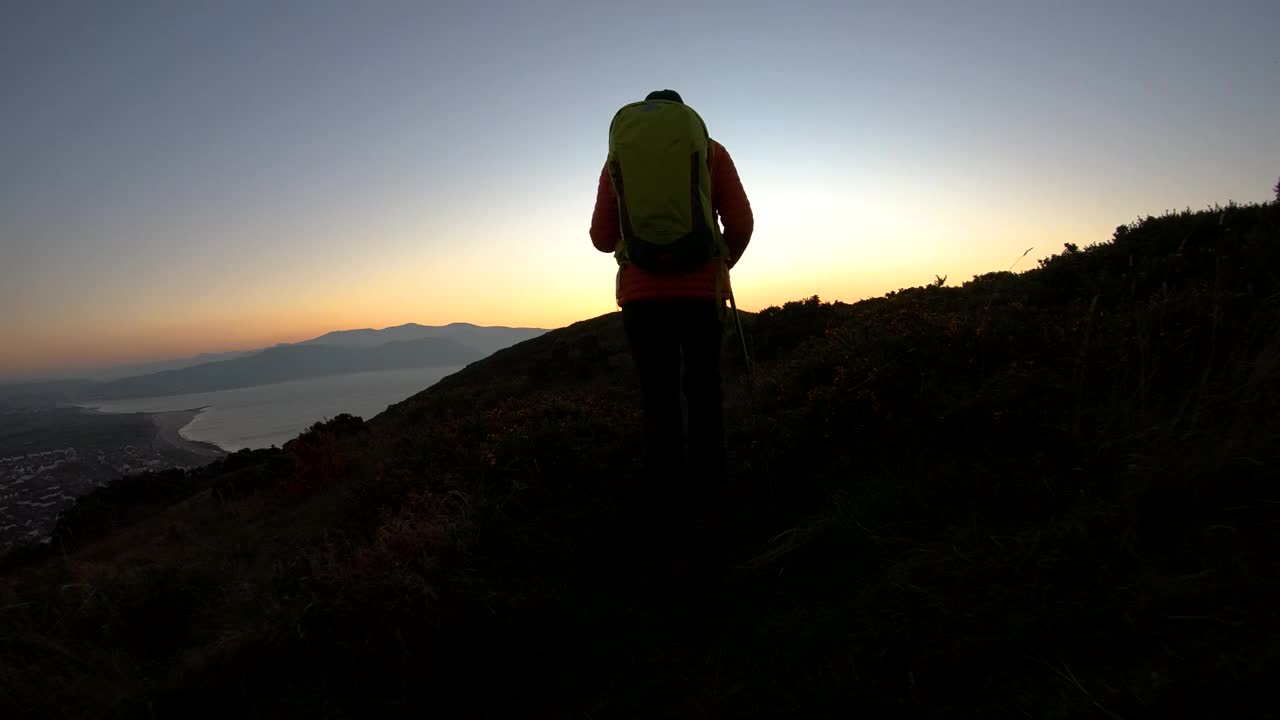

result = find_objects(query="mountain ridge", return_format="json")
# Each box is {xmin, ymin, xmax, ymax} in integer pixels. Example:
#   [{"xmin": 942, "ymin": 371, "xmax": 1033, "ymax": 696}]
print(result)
[
  {"xmin": 0, "ymin": 323, "xmax": 551, "ymax": 405},
  {"xmin": 87, "ymin": 336, "xmax": 480, "ymax": 400},
  {"xmin": 1, "ymin": 323, "xmax": 549, "ymax": 401},
  {"xmin": 298, "ymin": 322, "xmax": 545, "ymax": 353}
]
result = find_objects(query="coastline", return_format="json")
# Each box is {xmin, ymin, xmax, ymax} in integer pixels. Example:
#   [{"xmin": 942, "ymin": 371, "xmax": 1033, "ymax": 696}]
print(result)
[
  {"xmin": 0, "ymin": 405, "xmax": 227, "ymax": 554},
  {"xmin": 152, "ymin": 408, "xmax": 227, "ymax": 457},
  {"xmin": 66, "ymin": 366, "xmax": 466, "ymax": 456},
  {"xmin": 73, "ymin": 403, "xmax": 228, "ymax": 457}
]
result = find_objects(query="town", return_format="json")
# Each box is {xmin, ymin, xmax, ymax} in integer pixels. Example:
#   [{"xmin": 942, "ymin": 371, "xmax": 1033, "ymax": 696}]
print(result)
[{"xmin": 0, "ymin": 408, "xmax": 222, "ymax": 552}]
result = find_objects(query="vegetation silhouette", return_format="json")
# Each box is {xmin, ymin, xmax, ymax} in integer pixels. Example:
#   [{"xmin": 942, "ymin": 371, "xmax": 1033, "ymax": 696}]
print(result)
[{"xmin": 1, "ymin": 201, "xmax": 1278, "ymax": 717}]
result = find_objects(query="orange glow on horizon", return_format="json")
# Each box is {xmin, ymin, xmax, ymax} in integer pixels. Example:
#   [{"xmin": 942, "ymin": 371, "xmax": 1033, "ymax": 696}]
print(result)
[
  {"xmin": 0, "ymin": 271, "xmax": 1000, "ymax": 377},
  {"xmin": 0, "ymin": 205, "xmax": 1122, "ymax": 380}
]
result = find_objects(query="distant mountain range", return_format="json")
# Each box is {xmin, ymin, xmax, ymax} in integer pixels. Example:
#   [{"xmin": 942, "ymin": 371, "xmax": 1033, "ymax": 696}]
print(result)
[
  {"xmin": 0, "ymin": 323, "xmax": 548, "ymax": 406},
  {"xmin": 299, "ymin": 322, "xmax": 544, "ymax": 357},
  {"xmin": 87, "ymin": 337, "xmax": 481, "ymax": 400},
  {"xmin": 87, "ymin": 350, "xmax": 254, "ymax": 381}
]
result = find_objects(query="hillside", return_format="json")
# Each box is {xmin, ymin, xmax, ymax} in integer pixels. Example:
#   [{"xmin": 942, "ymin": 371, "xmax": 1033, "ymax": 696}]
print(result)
[{"xmin": 1, "ymin": 202, "xmax": 1278, "ymax": 718}]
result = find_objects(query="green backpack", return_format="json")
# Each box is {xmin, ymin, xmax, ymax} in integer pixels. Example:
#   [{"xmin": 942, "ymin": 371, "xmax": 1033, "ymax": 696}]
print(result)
[{"xmin": 607, "ymin": 99, "xmax": 725, "ymax": 271}]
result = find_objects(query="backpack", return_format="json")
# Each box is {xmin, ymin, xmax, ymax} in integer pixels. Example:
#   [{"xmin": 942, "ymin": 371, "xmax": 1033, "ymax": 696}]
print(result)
[{"xmin": 607, "ymin": 99, "xmax": 724, "ymax": 271}]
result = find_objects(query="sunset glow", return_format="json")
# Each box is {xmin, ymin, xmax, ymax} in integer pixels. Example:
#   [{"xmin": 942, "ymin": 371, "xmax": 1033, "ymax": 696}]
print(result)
[{"xmin": 3, "ymin": 1, "xmax": 1277, "ymax": 379}]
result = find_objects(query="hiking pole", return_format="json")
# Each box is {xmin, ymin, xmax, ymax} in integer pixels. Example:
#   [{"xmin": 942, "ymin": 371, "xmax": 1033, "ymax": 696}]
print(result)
[{"xmin": 728, "ymin": 290, "xmax": 753, "ymax": 381}]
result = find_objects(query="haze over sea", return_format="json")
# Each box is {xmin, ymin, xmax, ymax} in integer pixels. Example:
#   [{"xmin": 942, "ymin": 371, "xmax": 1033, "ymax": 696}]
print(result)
[{"xmin": 87, "ymin": 366, "xmax": 463, "ymax": 452}]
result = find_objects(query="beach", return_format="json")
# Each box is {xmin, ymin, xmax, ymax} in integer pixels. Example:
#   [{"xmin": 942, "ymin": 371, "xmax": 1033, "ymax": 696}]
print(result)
[
  {"xmin": 87, "ymin": 366, "xmax": 464, "ymax": 451},
  {"xmin": 151, "ymin": 408, "xmax": 226, "ymax": 457}
]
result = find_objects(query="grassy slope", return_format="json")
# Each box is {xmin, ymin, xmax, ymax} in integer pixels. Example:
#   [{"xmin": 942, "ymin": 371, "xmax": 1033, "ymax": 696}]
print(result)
[{"xmin": 2, "ymin": 203, "xmax": 1278, "ymax": 718}]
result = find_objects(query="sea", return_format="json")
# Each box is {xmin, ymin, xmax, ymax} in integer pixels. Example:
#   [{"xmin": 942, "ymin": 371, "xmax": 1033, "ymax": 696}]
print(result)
[{"xmin": 88, "ymin": 366, "xmax": 464, "ymax": 452}]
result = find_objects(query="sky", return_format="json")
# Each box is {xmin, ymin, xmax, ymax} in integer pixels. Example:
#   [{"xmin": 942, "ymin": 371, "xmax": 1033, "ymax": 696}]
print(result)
[{"xmin": 2, "ymin": 0, "xmax": 1278, "ymax": 379}]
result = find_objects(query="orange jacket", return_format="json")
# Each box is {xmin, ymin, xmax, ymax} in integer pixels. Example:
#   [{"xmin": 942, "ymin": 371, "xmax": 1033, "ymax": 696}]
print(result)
[{"xmin": 590, "ymin": 139, "xmax": 753, "ymax": 306}]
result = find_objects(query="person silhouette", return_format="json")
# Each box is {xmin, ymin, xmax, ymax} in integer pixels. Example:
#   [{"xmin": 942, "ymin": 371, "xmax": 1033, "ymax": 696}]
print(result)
[{"xmin": 590, "ymin": 89, "xmax": 754, "ymax": 577}]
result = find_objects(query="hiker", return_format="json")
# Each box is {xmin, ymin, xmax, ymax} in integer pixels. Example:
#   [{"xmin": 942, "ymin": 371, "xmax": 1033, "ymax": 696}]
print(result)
[{"xmin": 589, "ymin": 89, "xmax": 753, "ymax": 574}]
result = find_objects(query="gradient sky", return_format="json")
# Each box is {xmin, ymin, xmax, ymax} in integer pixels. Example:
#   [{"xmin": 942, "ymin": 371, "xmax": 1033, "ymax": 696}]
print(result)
[{"xmin": 3, "ymin": 1, "xmax": 1278, "ymax": 379}]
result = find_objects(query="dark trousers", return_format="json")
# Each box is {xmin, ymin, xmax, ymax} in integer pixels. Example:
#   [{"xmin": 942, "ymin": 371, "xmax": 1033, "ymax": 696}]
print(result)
[{"xmin": 622, "ymin": 299, "xmax": 725, "ymax": 546}]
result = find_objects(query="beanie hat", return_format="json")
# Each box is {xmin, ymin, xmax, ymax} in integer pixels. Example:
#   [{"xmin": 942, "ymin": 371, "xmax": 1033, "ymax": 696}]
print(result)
[{"xmin": 644, "ymin": 89, "xmax": 684, "ymax": 103}]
